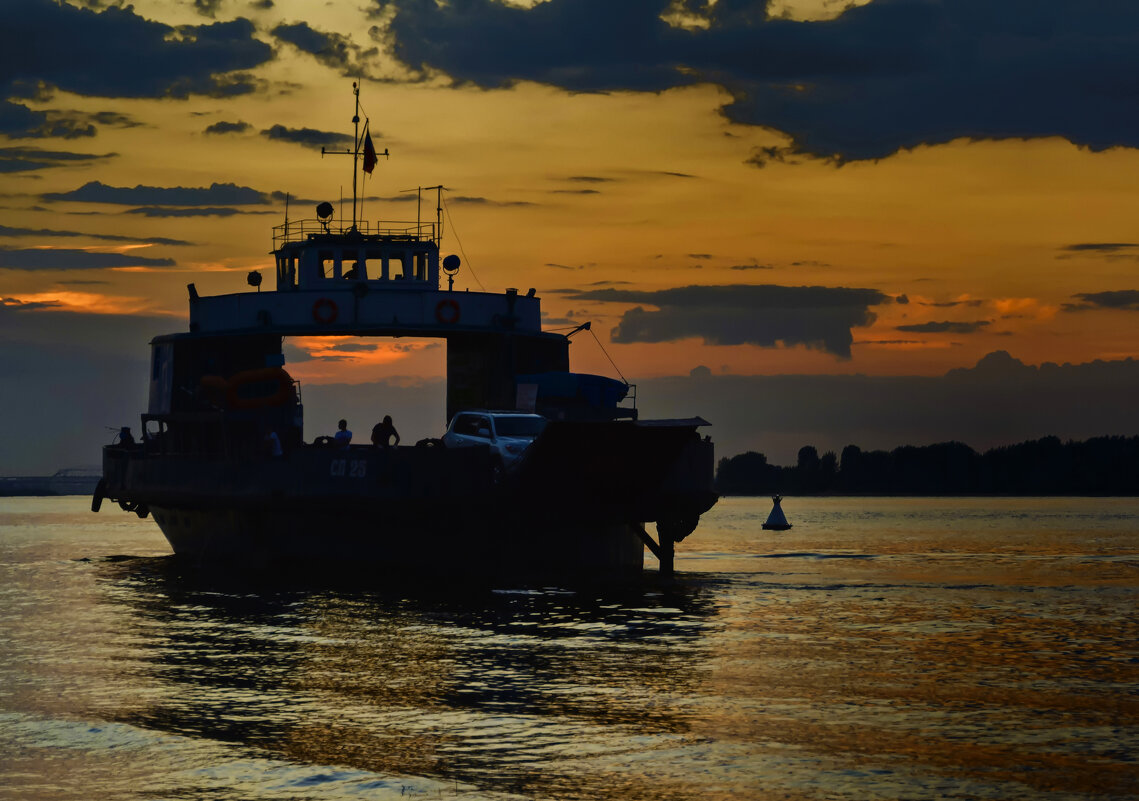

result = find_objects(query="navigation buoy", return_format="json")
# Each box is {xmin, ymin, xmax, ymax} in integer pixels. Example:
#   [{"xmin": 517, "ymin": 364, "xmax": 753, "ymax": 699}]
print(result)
[{"xmin": 762, "ymin": 495, "xmax": 792, "ymax": 531}]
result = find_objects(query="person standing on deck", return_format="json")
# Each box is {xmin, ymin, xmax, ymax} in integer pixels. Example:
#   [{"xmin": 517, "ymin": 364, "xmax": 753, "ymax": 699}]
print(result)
[
  {"xmin": 334, "ymin": 419, "xmax": 352, "ymax": 448},
  {"xmin": 371, "ymin": 415, "xmax": 400, "ymax": 448}
]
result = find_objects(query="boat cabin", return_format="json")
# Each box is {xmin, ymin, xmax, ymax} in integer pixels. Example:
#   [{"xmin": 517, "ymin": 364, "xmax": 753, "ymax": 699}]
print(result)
[{"xmin": 272, "ymin": 222, "xmax": 440, "ymax": 291}]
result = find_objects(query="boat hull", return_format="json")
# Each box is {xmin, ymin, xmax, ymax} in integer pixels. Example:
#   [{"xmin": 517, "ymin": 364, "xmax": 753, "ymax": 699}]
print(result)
[
  {"xmin": 98, "ymin": 420, "xmax": 716, "ymax": 576},
  {"xmin": 149, "ymin": 504, "xmax": 645, "ymax": 575}
]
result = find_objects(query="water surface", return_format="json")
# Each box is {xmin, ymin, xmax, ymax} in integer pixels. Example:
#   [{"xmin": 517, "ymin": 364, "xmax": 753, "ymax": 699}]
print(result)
[{"xmin": 1, "ymin": 496, "xmax": 1137, "ymax": 800}]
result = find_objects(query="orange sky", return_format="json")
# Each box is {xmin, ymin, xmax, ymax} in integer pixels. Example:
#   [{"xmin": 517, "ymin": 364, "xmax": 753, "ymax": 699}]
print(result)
[{"xmin": 3, "ymin": 0, "xmax": 1139, "ymax": 470}]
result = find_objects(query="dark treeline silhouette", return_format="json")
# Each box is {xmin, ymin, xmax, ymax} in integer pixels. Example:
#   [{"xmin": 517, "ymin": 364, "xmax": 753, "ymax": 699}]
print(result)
[{"xmin": 715, "ymin": 436, "xmax": 1139, "ymax": 496}]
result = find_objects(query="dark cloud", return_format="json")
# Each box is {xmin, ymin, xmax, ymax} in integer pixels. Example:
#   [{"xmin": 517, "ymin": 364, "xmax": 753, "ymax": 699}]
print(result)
[
  {"xmin": 0, "ymin": 224, "xmax": 190, "ymax": 246},
  {"xmin": 43, "ymin": 180, "xmax": 269, "ymax": 206},
  {"xmin": 1057, "ymin": 243, "xmax": 1139, "ymax": 262},
  {"xmin": 266, "ymin": 191, "xmax": 330, "ymax": 209},
  {"xmin": 0, "ymin": 146, "xmax": 114, "ymax": 173},
  {"xmin": 380, "ymin": 0, "xmax": 1139, "ymax": 162},
  {"xmin": 204, "ymin": 120, "xmax": 251, "ymax": 135},
  {"xmin": 566, "ymin": 176, "xmax": 613, "ymax": 183},
  {"xmin": 260, "ymin": 124, "xmax": 354, "ymax": 151},
  {"xmin": 745, "ymin": 145, "xmax": 803, "ymax": 169},
  {"xmin": 1060, "ymin": 243, "xmax": 1139, "ymax": 253},
  {"xmin": 0, "ymin": 2, "xmax": 273, "ymax": 137},
  {"xmin": 125, "ymin": 207, "xmax": 271, "ymax": 218},
  {"xmin": 448, "ymin": 196, "xmax": 536, "ymax": 207},
  {"xmin": 370, "ymin": 194, "xmax": 418, "ymax": 204},
  {"xmin": 896, "ymin": 320, "xmax": 991, "ymax": 333},
  {"xmin": 272, "ymin": 21, "xmax": 379, "ymax": 76},
  {"xmin": 729, "ymin": 263, "xmax": 773, "ymax": 271},
  {"xmin": 919, "ymin": 298, "xmax": 985, "ymax": 308},
  {"xmin": 1, "ymin": 296, "xmax": 61, "ymax": 311},
  {"xmin": 566, "ymin": 283, "xmax": 890, "ymax": 358},
  {"xmin": 90, "ymin": 110, "xmax": 141, "ymax": 127},
  {"xmin": 0, "ymin": 247, "xmax": 175, "ymax": 270},
  {"xmin": 9, "ymin": 112, "xmax": 86, "ymax": 139},
  {"xmin": 1063, "ymin": 290, "xmax": 1139, "ymax": 312},
  {"xmin": 327, "ymin": 342, "xmax": 379, "ymax": 353},
  {"xmin": 194, "ymin": 0, "xmax": 225, "ymax": 18},
  {"xmin": 12, "ymin": 109, "xmax": 143, "ymax": 139},
  {"xmin": 856, "ymin": 338, "xmax": 925, "ymax": 346},
  {"xmin": 551, "ymin": 188, "xmax": 600, "ymax": 194}
]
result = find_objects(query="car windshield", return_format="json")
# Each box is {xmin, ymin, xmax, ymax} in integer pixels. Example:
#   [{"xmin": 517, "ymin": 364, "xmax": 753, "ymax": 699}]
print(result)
[{"xmin": 494, "ymin": 416, "xmax": 547, "ymax": 438}]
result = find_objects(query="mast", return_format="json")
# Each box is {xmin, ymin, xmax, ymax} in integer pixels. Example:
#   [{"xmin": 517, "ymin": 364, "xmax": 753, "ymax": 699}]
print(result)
[
  {"xmin": 350, "ymin": 81, "xmax": 360, "ymax": 230},
  {"xmin": 321, "ymin": 81, "xmax": 376, "ymax": 233}
]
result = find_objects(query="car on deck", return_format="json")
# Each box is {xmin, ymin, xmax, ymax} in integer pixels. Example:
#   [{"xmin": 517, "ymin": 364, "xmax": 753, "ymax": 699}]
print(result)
[{"xmin": 441, "ymin": 411, "xmax": 548, "ymax": 470}]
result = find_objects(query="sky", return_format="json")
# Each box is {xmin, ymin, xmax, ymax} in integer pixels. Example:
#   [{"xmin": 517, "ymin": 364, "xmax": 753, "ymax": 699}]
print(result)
[{"xmin": 2, "ymin": 0, "xmax": 1139, "ymax": 474}]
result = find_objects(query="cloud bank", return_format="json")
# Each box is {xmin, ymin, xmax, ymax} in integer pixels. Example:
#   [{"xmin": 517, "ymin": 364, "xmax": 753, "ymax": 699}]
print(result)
[
  {"xmin": 1, "ymin": 1, "xmax": 273, "ymax": 139},
  {"xmin": 566, "ymin": 283, "xmax": 891, "ymax": 358},
  {"xmin": 0, "ymin": 247, "xmax": 175, "ymax": 271},
  {"xmin": 379, "ymin": 0, "xmax": 1139, "ymax": 161},
  {"xmin": 1064, "ymin": 290, "xmax": 1139, "ymax": 312},
  {"xmin": 43, "ymin": 181, "xmax": 270, "ymax": 207}
]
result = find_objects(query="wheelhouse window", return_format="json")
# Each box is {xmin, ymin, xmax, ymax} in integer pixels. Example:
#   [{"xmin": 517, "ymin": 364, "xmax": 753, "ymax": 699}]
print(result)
[
  {"xmin": 390, "ymin": 251, "xmax": 409, "ymax": 280},
  {"xmin": 341, "ymin": 249, "xmax": 363, "ymax": 280},
  {"xmin": 275, "ymin": 255, "xmax": 299, "ymax": 287},
  {"xmin": 365, "ymin": 249, "xmax": 385, "ymax": 280}
]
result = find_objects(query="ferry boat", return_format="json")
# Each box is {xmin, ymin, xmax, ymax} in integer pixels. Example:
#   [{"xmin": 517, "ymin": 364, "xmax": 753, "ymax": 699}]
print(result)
[{"xmin": 92, "ymin": 85, "xmax": 717, "ymax": 576}]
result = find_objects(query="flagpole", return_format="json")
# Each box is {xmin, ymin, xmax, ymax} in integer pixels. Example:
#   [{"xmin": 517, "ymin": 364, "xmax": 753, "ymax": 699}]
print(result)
[
  {"xmin": 320, "ymin": 82, "xmax": 385, "ymax": 229},
  {"xmin": 359, "ymin": 122, "xmax": 368, "ymax": 225},
  {"xmin": 351, "ymin": 82, "xmax": 360, "ymax": 231}
]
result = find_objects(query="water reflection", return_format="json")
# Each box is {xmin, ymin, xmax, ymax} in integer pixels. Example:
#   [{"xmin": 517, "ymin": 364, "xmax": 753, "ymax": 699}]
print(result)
[{"xmin": 94, "ymin": 558, "xmax": 719, "ymax": 800}]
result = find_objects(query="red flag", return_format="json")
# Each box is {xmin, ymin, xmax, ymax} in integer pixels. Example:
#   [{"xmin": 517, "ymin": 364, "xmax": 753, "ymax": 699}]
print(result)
[{"xmin": 362, "ymin": 128, "xmax": 377, "ymax": 175}]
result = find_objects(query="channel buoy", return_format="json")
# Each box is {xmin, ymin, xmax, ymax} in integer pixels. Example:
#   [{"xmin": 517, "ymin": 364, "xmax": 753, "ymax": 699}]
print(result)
[{"xmin": 762, "ymin": 495, "xmax": 792, "ymax": 531}]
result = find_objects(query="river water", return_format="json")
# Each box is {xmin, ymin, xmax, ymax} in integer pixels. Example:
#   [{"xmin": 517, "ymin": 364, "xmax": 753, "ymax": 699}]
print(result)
[{"xmin": 1, "ymin": 496, "xmax": 1137, "ymax": 800}]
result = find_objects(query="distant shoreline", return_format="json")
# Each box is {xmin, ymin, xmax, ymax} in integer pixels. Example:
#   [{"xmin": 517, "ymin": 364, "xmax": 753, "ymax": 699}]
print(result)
[
  {"xmin": 716, "ymin": 435, "xmax": 1139, "ymax": 497},
  {"xmin": 719, "ymin": 491, "xmax": 1139, "ymax": 498},
  {"xmin": 0, "ymin": 476, "xmax": 100, "ymax": 497}
]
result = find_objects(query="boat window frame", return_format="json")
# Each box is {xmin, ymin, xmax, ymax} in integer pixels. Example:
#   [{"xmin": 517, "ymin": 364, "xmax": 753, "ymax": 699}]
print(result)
[
  {"xmin": 319, "ymin": 249, "xmax": 335, "ymax": 280},
  {"xmin": 340, "ymin": 249, "xmax": 363, "ymax": 280}
]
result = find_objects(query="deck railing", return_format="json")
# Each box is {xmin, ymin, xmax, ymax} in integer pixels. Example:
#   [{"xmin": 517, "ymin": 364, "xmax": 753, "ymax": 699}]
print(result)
[{"xmin": 273, "ymin": 219, "xmax": 439, "ymax": 249}]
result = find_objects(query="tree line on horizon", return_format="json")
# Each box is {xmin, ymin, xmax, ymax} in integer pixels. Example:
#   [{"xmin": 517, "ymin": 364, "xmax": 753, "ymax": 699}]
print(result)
[{"xmin": 715, "ymin": 435, "xmax": 1139, "ymax": 496}]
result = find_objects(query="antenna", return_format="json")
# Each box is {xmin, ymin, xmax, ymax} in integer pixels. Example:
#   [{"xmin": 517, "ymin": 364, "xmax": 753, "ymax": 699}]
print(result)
[
  {"xmin": 403, "ymin": 185, "xmax": 445, "ymax": 245},
  {"xmin": 320, "ymin": 82, "xmax": 389, "ymax": 232},
  {"xmin": 436, "ymin": 185, "xmax": 443, "ymax": 247}
]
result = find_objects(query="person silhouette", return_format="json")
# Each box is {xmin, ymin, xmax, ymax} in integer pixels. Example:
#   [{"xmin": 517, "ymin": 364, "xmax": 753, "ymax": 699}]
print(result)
[
  {"xmin": 334, "ymin": 419, "xmax": 352, "ymax": 448},
  {"xmin": 371, "ymin": 415, "xmax": 400, "ymax": 448}
]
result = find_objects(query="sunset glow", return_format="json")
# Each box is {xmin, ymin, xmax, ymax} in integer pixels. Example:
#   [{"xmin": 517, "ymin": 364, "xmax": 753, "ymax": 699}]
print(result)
[{"xmin": 3, "ymin": 0, "xmax": 1139, "ymax": 472}]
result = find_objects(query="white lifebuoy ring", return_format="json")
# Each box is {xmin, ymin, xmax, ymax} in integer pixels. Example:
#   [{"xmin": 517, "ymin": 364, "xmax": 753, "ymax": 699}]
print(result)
[
  {"xmin": 436, "ymin": 299, "xmax": 460, "ymax": 324},
  {"xmin": 313, "ymin": 297, "xmax": 338, "ymax": 324}
]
